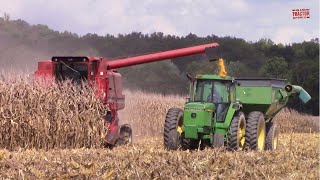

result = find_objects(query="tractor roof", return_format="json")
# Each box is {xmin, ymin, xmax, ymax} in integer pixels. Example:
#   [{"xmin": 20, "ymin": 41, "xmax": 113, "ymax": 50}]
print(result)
[{"xmin": 195, "ymin": 74, "xmax": 232, "ymax": 80}]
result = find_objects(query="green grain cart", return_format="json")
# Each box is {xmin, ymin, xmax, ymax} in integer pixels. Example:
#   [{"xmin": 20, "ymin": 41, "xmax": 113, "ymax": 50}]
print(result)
[{"xmin": 164, "ymin": 74, "xmax": 311, "ymax": 151}]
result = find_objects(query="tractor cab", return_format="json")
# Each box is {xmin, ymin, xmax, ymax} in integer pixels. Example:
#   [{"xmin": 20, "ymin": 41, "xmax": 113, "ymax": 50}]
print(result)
[
  {"xmin": 188, "ymin": 75, "xmax": 234, "ymax": 121},
  {"xmin": 182, "ymin": 75, "xmax": 234, "ymax": 141},
  {"xmin": 192, "ymin": 75, "xmax": 233, "ymax": 103},
  {"xmin": 193, "ymin": 76, "xmax": 232, "ymax": 122}
]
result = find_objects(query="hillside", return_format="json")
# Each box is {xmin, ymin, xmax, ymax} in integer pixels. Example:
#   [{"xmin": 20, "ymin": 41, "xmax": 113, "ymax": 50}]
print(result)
[{"xmin": 0, "ymin": 15, "xmax": 318, "ymax": 115}]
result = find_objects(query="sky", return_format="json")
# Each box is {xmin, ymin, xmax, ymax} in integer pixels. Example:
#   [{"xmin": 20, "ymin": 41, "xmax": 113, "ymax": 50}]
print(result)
[{"xmin": 0, "ymin": 0, "xmax": 318, "ymax": 44}]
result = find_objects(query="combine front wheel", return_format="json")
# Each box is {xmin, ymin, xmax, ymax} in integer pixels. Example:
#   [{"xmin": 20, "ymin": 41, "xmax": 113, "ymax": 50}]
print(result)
[
  {"xmin": 115, "ymin": 124, "xmax": 133, "ymax": 146},
  {"xmin": 265, "ymin": 122, "xmax": 279, "ymax": 150},
  {"xmin": 245, "ymin": 111, "xmax": 266, "ymax": 151},
  {"xmin": 164, "ymin": 108, "xmax": 183, "ymax": 150},
  {"xmin": 227, "ymin": 112, "xmax": 246, "ymax": 150}
]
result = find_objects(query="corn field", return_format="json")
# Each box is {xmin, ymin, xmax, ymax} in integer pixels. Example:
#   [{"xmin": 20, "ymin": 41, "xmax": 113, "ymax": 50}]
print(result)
[
  {"xmin": 0, "ymin": 75, "xmax": 319, "ymax": 179},
  {"xmin": 0, "ymin": 76, "xmax": 107, "ymax": 150},
  {"xmin": 120, "ymin": 90, "xmax": 319, "ymax": 137}
]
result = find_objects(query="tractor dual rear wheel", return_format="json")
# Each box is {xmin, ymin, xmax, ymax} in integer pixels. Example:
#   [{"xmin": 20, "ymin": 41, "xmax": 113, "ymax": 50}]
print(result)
[
  {"xmin": 245, "ymin": 111, "xmax": 266, "ymax": 151},
  {"xmin": 227, "ymin": 112, "xmax": 246, "ymax": 150},
  {"xmin": 265, "ymin": 122, "xmax": 279, "ymax": 150},
  {"xmin": 164, "ymin": 108, "xmax": 183, "ymax": 150}
]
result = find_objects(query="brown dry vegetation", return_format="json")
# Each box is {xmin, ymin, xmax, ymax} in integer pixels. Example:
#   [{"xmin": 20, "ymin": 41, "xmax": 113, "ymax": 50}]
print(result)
[
  {"xmin": 274, "ymin": 110, "xmax": 319, "ymax": 133},
  {"xmin": 119, "ymin": 90, "xmax": 185, "ymax": 137},
  {"xmin": 0, "ymin": 76, "xmax": 107, "ymax": 150},
  {"xmin": 0, "ymin": 76, "xmax": 319, "ymax": 179},
  {"xmin": 120, "ymin": 90, "xmax": 319, "ymax": 137},
  {"xmin": 0, "ymin": 134, "xmax": 319, "ymax": 179}
]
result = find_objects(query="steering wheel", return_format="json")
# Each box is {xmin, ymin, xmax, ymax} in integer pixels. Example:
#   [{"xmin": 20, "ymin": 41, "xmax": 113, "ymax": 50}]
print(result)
[{"xmin": 207, "ymin": 94, "xmax": 221, "ymax": 102}]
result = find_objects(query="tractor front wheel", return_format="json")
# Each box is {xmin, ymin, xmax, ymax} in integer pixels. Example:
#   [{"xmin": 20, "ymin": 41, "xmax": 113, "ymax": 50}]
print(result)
[
  {"xmin": 245, "ymin": 111, "xmax": 266, "ymax": 151},
  {"xmin": 265, "ymin": 122, "xmax": 279, "ymax": 150},
  {"xmin": 227, "ymin": 112, "xmax": 246, "ymax": 150},
  {"xmin": 164, "ymin": 108, "xmax": 183, "ymax": 150}
]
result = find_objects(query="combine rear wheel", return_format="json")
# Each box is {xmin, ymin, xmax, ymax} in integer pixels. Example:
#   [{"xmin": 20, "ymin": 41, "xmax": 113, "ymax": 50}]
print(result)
[
  {"xmin": 245, "ymin": 111, "xmax": 266, "ymax": 151},
  {"xmin": 227, "ymin": 112, "xmax": 246, "ymax": 150},
  {"xmin": 164, "ymin": 108, "xmax": 183, "ymax": 150},
  {"xmin": 265, "ymin": 122, "xmax": 279, "ymax": 150}
]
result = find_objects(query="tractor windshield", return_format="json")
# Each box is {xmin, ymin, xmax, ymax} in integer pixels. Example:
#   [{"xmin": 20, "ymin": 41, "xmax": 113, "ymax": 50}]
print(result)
[
  {"xmin": 193, "ymin": 79, "xmax": 231, "ymax": 103},
  {"xmin": 54, "ymin": 62, "xmax": 88, "ymax": 83}
]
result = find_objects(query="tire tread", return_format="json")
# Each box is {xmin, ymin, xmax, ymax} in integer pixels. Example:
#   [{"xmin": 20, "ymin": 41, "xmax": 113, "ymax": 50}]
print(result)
[
  {"xmin": 164, "ymin": 108, "xmax": 182, "ymax": 150},
  {"xmin": 245, "ymin": 111, "xmax": 265, "ymax": 150}
]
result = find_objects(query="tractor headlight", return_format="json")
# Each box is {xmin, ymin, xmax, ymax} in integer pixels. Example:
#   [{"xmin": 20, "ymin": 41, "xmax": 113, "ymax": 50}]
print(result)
[{"xmin": 191, "ymin": 113, "xmax": 197, "ymax": 118}]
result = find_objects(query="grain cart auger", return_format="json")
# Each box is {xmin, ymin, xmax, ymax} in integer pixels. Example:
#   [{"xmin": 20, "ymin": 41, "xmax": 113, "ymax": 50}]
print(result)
[
  {"xmin": 34, "ymin": 43, "xmax": 219, "ymax": 148},
  {"xmin": 164, "ymin": 74, "xmax": 311, "ymax": 151}
]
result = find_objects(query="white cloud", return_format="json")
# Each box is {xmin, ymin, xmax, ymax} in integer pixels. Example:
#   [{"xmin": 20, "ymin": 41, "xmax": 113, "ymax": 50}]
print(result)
[
  {"xmin": 0, "ymin": 0, "xmax": 318, "ymax": 43},
  {"xmin": 138, "ymin": 16, "xmax": 178, "ymax": 35},
  {"xmin": 273, "ymin": 27, "xmax": 317, "ymax": 44},
  {"xmin": 226, "ymin": 0, "xmax": 250, "ymax": 13}
]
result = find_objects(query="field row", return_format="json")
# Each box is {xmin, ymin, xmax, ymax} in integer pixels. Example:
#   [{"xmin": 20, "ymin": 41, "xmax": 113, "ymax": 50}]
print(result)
[{"xmin": 0, "ymin": 133, "xmax": 319, "ymax": 179}]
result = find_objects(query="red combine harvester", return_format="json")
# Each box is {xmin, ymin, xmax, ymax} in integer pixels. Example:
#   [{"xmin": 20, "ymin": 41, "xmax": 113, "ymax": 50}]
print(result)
[{"xmin": 34, "ymin": 43, "xmax": 219, "ymax": 147}]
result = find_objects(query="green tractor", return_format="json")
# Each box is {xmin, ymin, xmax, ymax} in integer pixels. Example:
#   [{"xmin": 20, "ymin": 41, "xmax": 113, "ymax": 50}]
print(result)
[{"xmin": 164, "ymin": 74, "xmax": 311, "ymax": 151}]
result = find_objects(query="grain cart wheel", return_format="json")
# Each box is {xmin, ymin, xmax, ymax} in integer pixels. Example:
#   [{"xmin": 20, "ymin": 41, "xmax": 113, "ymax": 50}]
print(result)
[
  {"xmin": 115, "ymin": 124, "xmax": 133, "ymax": 146},
  {"xmin": 164, "ymin": 108, "xmax": 183, "ymax": 150},
  {"xmin": 245, "ymin": 111, "xmax": 266, "ymax": 151},
  {"xmin": 265, "ymin": 122, "xmax": 279, "ymax": 150},
  {"xmin": 227, "ymin": 112, "xmax": 246, "ymax": 150}
]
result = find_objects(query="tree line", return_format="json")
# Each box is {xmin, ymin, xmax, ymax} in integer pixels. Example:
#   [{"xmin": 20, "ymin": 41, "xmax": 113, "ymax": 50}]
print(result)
[{"xmin": 0, "ymin": 16, "xmax": 318, "ymax": 115}]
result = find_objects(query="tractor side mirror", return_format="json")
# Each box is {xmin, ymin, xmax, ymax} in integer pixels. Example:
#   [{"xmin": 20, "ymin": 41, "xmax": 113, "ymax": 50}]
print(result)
[
  {"xmin": 233, "ymin": 80, "xmax": 241, "ymax": 86},
  {"xmin": 186, "ymin": 74, "xmax": 195, "ymax": 82}
]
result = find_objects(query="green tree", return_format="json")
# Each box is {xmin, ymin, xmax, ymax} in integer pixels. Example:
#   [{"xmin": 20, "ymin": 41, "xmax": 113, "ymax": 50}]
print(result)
[
  {"xmin": 227, "ymin": 61, "xmax": 254, "ymax": 77},
  {"xmin": 0, "ymin": 17, "xmax": 318, "ymax": 114},
  {"xmin": 259, "ymin": 57, "xmax": 289, "ymax": 79}
]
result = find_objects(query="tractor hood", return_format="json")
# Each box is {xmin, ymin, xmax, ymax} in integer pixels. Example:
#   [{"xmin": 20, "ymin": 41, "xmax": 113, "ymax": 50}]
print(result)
[
  {"xmin": 183, "ymin": 102, "xmax": 215, "ymax": 139},
  {"xmin": 184, "ymin": 102, "xmax": 215, "ymax": 112}
]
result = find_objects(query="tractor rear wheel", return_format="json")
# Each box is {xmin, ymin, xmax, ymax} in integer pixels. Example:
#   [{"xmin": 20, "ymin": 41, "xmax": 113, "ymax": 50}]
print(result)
[
  {"xmin": 265, "ymin": 122, "xmax": 279, "ymax": 150},
  {"xmin": 164, "ymin": 108, "xmax": 183, "ymax": 150},
  {"xmin": 227, "ymin": 112, "xmax": 246, "ymax": 150},
  {"xmin": 245, "ymin": 111, "xmax": 266, "ymax": 151}
]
